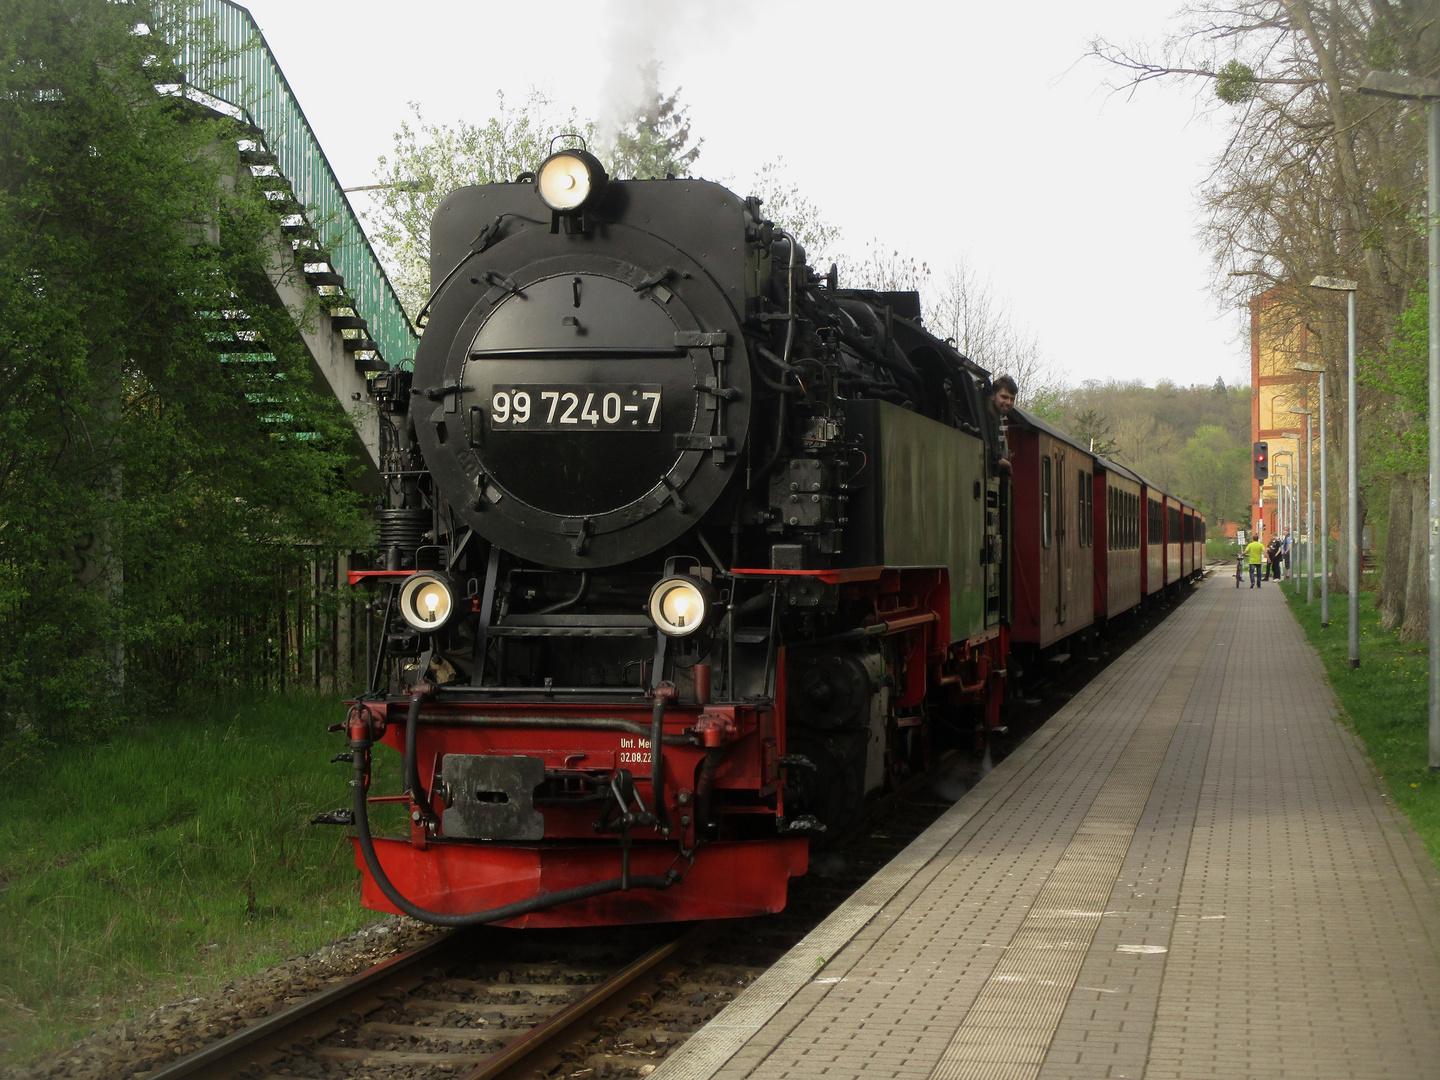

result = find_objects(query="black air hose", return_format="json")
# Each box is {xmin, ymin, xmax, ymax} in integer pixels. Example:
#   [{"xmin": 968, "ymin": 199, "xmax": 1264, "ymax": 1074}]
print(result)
[
  {"xmin": 403, "ymin": 690, "xmax": 437, "ymax": 824},
  {"xmin": 349, "ymin": 723, "xmax": 673, "ymax": 928},
  {"xmin": 695, "ymin": 747, "xmax": 722, "ymax": 831},
  {"xmin": 651, "ymin": 693, "xmax": 671, "ymax": 834}
]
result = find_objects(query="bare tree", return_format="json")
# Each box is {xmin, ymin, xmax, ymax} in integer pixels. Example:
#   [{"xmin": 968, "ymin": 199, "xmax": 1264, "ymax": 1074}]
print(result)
[
  {"xmin": 923, "ymin": 257, "xmax": 1061, "ymax": 407},
  {"xmin": 744, "ymin": 158, "xmax": 843, "ymax": 265},
  {"xmin": 1092, "ymin": 0, "xmax": 1438, "ymax": 619}
]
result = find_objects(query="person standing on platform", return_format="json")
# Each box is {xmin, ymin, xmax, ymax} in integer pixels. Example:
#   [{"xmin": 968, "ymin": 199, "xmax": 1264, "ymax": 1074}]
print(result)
[
  {"xmin": 1245, "ymin": 534, "xmax": 1266, "ymax": 588},
  {"xmin": 1280, "ymin": 529, "xmax": 1292, "ymax": 579},
  {"xmin": 1265, "ymin": 535, "xmax": 1281, "ymax": 580}
]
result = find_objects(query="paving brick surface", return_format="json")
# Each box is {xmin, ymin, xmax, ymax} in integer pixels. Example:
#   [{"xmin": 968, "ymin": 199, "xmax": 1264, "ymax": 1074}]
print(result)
[{"xmin": 655, "ymin": 577, "xmax": 1440, "ymax": 1080}]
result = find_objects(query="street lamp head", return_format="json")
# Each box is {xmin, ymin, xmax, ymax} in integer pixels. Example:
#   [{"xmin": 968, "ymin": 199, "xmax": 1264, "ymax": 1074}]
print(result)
[
  {"xmin": 341, "ymin": 179, "xmax": 431, "ymax": 193},
  {"xmin": 1281, "ymin": 431, "xmax": 1302, "ymax": 439},
  {"xmin": 1287, "ymin": 407, "xmax": 1314, "ymax": 415},
  {"xmin": 1310, "ymin": 275, "xmax": 1358, "ymax": 292},
  {"xmin": 1294, "ymin": 362, "xmax": 1325, "ymax": 373},
  {"xmin": 1358, "ymin": 69, "xmax": 1440, "ymax": 101}
]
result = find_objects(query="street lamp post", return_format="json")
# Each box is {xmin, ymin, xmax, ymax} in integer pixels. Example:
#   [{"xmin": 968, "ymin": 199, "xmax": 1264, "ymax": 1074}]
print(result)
[
  {"xmin": 1359, "ymin": 69, "xmax": 1439, "ymax": 759},
  {"xmin": 1290, "ymin": 408, "xmax": 1315, "ymax": 603},
  {"xmin": 1310, "ymin": 276, "xmax": 1360, "ymax": 667},
  {"xmin": 1296, "ymin": 363, "xmax": 1329, "ymax": 624},
  {"xmin": 1280, "ymin": 436, "xmax": 1303, "ymax": 579},
  {"xmin": 1275, "ymin": 452, "xmax": 1296, "ymax": 575}
]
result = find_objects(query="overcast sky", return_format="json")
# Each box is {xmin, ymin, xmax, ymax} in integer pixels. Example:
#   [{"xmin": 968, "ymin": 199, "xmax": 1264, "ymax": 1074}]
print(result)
[{"xmin": 231, "ymin": 0, "xmax": 1245, "ymax": 390}]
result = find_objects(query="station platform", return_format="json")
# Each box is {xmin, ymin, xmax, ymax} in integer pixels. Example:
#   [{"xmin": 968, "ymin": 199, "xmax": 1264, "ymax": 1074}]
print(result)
[{"xmin": 656, "ymin": 575, "xmax": 1440, "ymax": 1079}]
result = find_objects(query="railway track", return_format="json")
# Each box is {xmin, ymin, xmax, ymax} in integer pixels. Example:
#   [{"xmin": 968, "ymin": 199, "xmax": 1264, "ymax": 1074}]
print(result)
[
  {"xmin": 140, "ymin": 596, "xmax": 1193, "ymax": 1080},
  {"xmin": 142, "ymin": 922, "xmax": 756, "ymax": 1080},
  {"xmin": 140, "ymin": 786, "xmax": 959, "ymax": 1080}
]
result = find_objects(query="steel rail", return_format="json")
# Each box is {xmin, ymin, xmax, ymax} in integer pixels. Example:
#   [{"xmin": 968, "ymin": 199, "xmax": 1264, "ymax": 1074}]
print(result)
[
  {"xmin": 143, "ymin": 929, "xmax": 461, "ymax": 1080},
  {"xmin": 461, "ymin": 922, "xmax": 715, "ymax": 1080}
]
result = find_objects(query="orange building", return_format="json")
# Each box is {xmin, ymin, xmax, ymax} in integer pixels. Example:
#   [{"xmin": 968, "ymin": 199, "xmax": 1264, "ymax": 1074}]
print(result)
[{"xmin": 1250, "ymin": 288, "xmax": 1320, "ymax": 542}]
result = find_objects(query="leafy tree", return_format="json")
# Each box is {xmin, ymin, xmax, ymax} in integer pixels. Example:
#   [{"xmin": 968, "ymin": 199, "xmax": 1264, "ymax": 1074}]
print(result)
[
  {"xmin": 1071, "ymin": 408, "xmax": 1119, "ymax": 457},
  {"xmin": 1365, "ymin": 283, "xmax": 1428, "ymax": 477},
  {"xmin": 923, "ymin": 257, "xmax": 1060, "ymax": 407},
  {"xmin": 1176, "ymin": 425, "xmax": 1252, "ymax": 525},
  {"xmin": 1044, "ymin": 379, "xmax": 1253, "ymax": 513},
  {"xmin": 606, "ymin": 60, "xmax": 701, "ymax": 180},
  {"xmin": 365, "ymin": 91, "xmax": 595, "ymax": 318},
  {"xmin": 0, "ymin": 0, "xmax": 367, "ymax": 744}
]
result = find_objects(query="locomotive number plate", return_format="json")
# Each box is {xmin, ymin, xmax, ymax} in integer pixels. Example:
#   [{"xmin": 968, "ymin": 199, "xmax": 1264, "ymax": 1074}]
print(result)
[{"xmin": 488, "ymin": 384, "xmax": 662, "ymax": 431}]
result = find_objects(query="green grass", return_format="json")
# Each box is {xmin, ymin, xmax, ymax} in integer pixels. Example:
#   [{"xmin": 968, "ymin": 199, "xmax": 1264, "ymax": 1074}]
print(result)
[
  {"xmin": 1280, "ymin": 580, "xmax": 1440, "ymax": 868},
  {"xmin": 1205, "ymin": 537, "xmax": 1239, "ymax": 562},
  {"xmin": 0, "ymin": 693, "xmax": 405, "ymax": 1066}
]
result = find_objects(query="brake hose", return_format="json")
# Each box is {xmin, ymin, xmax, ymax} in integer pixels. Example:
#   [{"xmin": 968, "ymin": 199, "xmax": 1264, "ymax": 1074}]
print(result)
[{"xmin": 349, "ymin": 701, "xmax": 676, "ymax": 927}]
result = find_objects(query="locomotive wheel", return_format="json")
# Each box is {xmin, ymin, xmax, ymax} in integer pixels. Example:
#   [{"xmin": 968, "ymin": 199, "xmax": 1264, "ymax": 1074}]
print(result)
[{"xmin": 783, "ymin": 729, "xmax": 865, "ymax": 837}]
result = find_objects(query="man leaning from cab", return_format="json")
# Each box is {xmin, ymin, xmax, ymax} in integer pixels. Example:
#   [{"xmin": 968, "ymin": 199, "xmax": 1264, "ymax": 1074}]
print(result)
[{"xmin": 988, "ymin": 374, "xmax": 1017, "ymax": 476}]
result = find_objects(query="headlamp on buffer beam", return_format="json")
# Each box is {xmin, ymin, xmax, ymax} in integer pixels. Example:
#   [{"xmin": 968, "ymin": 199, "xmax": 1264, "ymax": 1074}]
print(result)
[
  {"xmin": 536, "ymin": 145, "xmax": 607, "ymax": 214},
  {"xmin": 648, "ymin": 575, "xmax": 716, "ymax": 637},
  {"xmin": 398, "ymin": 572, "xmax": 461, "ymax": 632}
]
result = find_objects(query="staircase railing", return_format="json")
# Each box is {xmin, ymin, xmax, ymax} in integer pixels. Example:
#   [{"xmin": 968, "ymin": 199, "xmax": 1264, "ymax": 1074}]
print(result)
[{"xmin": 158, "ymin": 0, "xmax": 418, "ymax": 369}]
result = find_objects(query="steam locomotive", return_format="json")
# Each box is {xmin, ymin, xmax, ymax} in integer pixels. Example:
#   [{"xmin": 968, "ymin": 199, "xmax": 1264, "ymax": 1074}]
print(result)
[{"xmin": 333, "ymin": 146, "xmax": 1202, "ymax": 928}]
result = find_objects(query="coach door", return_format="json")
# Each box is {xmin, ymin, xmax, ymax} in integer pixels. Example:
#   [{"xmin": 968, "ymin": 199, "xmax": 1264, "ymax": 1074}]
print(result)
[{"xmin": 1054, "ymin": 448, "xmax": 1067, "ymax": 626}]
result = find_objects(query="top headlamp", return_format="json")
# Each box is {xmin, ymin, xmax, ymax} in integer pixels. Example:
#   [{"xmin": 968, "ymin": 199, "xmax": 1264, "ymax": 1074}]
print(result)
[{"xmin": 536, "ymin": 149, "xmax": 607, "ymax": 213}]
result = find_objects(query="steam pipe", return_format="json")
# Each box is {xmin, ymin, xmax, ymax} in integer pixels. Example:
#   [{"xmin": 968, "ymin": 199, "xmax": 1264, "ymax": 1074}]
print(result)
[{"xmin": 533, "ymin": 572, "xmax": 589, "ymax": 615}]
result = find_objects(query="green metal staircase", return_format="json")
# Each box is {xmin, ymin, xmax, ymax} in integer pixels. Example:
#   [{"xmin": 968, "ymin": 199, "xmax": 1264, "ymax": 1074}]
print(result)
[{"xmin": 156, "ymin": 0, "xmax": 420, "ymax": 477}]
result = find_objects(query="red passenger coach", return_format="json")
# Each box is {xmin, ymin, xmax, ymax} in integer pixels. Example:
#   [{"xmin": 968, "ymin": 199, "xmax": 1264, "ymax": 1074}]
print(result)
[
  {"xmin": 1143, "ymin": 488, "xmax": 1165, "ymax": 597},
  {"xmin": 1179, "ymin": 501, "xmax": 1194, "ymax": 582},
  {"xmin": 1164, "ymin": 497, "xmax": 1183, "ymax": 586},
  {"xmin": 1008, "ymin": 414, "xmax": 1096, "ymax": 651},
  {"xmin": 1185, "ymin": 502, "xmax": 1207, "ymax": 578},
  {"xmin": 1094, "ymin": 460, "xmax": 1144, "ymax": 620}
]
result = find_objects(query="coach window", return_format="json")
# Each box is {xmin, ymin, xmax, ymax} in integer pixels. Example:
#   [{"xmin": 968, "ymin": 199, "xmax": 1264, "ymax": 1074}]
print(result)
[
  {"xmin": 1085, "ymin": 473, "xmax": 1094, "ymax": 546},
  {"xmin": 1042, "ymin": 456, "xmax": 1053, "ymax": 548}
]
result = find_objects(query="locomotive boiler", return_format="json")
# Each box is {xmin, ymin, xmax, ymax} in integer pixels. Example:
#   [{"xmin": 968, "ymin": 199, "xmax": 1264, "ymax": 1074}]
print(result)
[{"xmin": 337, "ymin": 145, "xmax": 1011, "ymax": 927}]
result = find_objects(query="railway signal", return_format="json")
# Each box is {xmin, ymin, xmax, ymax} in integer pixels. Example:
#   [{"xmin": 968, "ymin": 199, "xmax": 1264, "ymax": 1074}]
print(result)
[{"xmin": 1253, "ymin": 441, "xmax": 1269, "ymax": 481}]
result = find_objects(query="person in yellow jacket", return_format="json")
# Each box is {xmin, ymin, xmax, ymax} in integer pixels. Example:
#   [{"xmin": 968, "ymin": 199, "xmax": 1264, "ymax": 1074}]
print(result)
[{"xmin": 1244, "ymin": 536, "xmax": 1266, "ymax": 588}]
